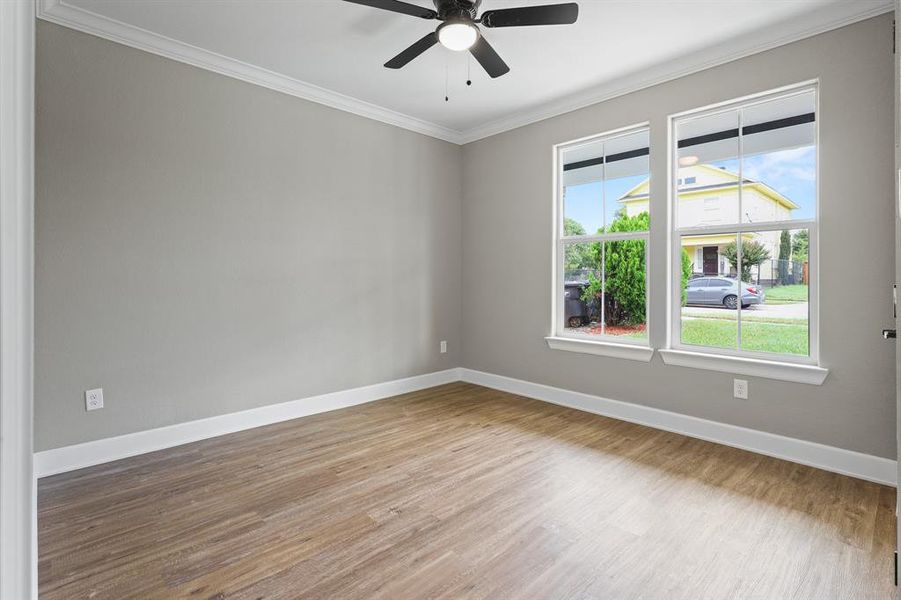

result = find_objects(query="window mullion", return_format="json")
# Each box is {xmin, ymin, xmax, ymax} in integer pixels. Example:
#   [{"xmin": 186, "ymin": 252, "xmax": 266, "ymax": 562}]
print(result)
[
  {"xmin": 564, "ymin": 232, "xmax": 648, "ymax": 243},
  {"xmin": 736, "ymin": 108, "xmax": 743, "ymax": 351},
  {"xmin": 675, "ymin": 220, "xmax": 816, "ymax": 238},
  {"xmin": 601, "ymin": 143, "xmax": 607, "ymax": 335}
]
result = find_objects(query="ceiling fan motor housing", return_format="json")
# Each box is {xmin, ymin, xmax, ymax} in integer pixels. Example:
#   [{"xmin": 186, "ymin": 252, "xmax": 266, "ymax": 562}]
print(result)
[{"xmin": 434, "ymin": 0, "xmax": 481, "ymax": 21}]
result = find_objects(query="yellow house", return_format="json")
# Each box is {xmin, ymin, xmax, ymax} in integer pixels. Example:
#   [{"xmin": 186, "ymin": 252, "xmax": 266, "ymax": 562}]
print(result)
[{"xmin": 618, "ymin": 164, "xmax": 798, "ymax": 279}]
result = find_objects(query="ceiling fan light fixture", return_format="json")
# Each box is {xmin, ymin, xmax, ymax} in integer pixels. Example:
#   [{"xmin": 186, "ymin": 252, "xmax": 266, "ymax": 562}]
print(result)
[
  {"xmin": 437, "ymin": 21, "xmax": 479, "ymax": 51},
  {"xmin": 345, "ymin": 0, "xmax": 579, "ymax": 77}
]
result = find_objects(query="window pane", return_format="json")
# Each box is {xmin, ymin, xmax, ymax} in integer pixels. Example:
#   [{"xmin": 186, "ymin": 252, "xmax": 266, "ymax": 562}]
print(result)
[
  {"xmin": 562, "ymin": 239, "xmax": 647, "ymax": 339},
  {"xmin": 563, "ymin": 241, "xmax": 601, "ymax": 333},
  {"xmin": 606, "ymin": 129, "xmax": 650, "ymax": 232},
  {"xmin": 676, "ymin": 110, "xmax": 740, "ymax": 228},
  {"xmin": 603, "ymin": 239, "xmax": 647, "ymax": 340},
  {"xmin": 680, "ymin": 233, "xmax": 738, "ymax": 350},
  {"xmin": 741, "ymin": 91, "xmax": 816, "ymax": 224},
  {"xmin": 558, "ymin": 126, "xmax": 650, "ymax": 343},
  {"xmin": 739, "ymin": 229, "xmax": 810, "ymax": 356},
  {"xmin": 673, "ymin": 88, "xmax": 816, "ymax": 360},
  {"xmin": 562, "ymin": 140, "xmax": 604, "ymax": 236}
]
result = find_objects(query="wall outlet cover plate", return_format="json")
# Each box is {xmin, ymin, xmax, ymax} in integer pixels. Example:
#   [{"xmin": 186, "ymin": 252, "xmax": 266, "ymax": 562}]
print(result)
[{"xmin": 85, "ymin": 388, "xmax": 104, "ymax": 411}]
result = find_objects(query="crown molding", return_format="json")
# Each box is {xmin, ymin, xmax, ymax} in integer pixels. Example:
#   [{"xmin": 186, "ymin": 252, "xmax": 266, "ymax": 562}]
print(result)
[
  {"xmin": 458, "ymin": 1, "xmax": 894, "ymax": 144},
  {"xmin": 37, "ymin": 0, "xmax": 893, "ymax": 146},
  {"xmin": 35, "ymin": 0, "xmax": 466, "ymax": 144}
]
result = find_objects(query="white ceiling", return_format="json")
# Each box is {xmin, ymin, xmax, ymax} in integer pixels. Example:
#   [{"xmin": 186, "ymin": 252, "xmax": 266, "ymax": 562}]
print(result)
[{"xmin": 40, "ymin": 0, "xmax": 892, "ymax": 143}]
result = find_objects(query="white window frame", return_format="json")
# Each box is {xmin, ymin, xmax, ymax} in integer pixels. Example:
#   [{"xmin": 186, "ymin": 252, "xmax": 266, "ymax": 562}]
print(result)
[
  {"xmin": 547, "ymin": 123, "xmax": 653, "ymax": 362},
  {"xmin": 665, "ymin": 82, "xmax": 823, "ymax": 374}
]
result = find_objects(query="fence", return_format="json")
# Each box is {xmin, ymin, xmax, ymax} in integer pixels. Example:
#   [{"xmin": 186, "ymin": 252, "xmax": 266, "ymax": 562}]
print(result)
[
  {"xmin": 570, "ymin": 260, "xmax": 808, "ymax": 290},
  {"xmin": 750, "ymin": 259, "xmax": 807, "ymax": 287}
]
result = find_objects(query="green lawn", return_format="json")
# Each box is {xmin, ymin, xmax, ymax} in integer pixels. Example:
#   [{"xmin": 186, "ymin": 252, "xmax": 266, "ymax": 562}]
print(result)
[
  {"xmin": 681, "ymin": 317, "xmax": 809, "ymax": 356},
  {"xmin": 764, "ymin": 284, "xmax": 808, "ymax": 304}
]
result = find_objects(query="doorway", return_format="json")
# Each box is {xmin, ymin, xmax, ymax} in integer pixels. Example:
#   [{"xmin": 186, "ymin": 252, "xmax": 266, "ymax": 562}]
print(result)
[{"xmin": 703, "ymin": 246, "xmax": 719, "ymax": 275}]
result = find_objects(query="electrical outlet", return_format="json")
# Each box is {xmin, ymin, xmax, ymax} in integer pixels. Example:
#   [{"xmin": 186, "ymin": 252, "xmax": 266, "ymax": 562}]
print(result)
[
  {"xmin": 440, "ymin": 340, "xmax": 447, "ymax": 354},
  {"xmin": 733, "ymin": 379, "xmax": 748, "ymax": 400},
  {"xmin": 85, "ymin": 388, "xmax": 104, "ymax": 411}
]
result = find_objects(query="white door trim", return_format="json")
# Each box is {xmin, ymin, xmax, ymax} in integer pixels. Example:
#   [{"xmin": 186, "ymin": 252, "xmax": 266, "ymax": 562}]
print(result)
[
  {"xmin": 0, "ymin": 1, "xmax": 35, "ymax": 598},
  {"xmin": 893, "ymin": 1, "xmax": 900, "ymax": 594}
]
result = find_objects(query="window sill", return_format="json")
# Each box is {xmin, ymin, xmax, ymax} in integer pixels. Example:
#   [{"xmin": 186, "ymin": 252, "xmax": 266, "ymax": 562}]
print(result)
[
  {"xmin": 545, "ymin": 336, "xmax": 654, "ymax": 362},
  {"xmin": 658, "ymin": 349, "xmax": 828, "ymax": 385}
]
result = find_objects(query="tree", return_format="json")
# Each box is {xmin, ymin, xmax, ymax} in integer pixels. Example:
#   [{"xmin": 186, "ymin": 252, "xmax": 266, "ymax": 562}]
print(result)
[
  {"xmin": 723, "ymin": 239, "xmax": 770, "ymax": 282},
  {"xmin": 778, "ymin": 229, "xmax": 791, "ymax": 285},
  {"xmin": 563, "ymin": 218, "xmax": 593, "ymax": 274},
  {"xmin": 581, "ymin": 212, "xmax": 649, "ymax": 326},
  {"xmin": 792, "ymin": 230, "xmax": 809, "ymax": 263},
  {"xmin": 563, "ymin": 217, "xmax": 585, "ymax": 237}
]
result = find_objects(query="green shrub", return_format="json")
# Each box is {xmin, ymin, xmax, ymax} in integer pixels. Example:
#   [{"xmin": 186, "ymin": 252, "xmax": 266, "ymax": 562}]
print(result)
[
  {"xmin": 681, "ymin": 249, "xmax": 692, "ymax": 307},
  {"xmin": 581, "ymin": 212, "xmax": 649, "ymax": 326},
  {"xmin": 792, "ymin": 230, "xmax": 809, "ymax": 263},
  {"xmin": 575, "ymin": 212, "xmax": 693, "ymax": 322}
]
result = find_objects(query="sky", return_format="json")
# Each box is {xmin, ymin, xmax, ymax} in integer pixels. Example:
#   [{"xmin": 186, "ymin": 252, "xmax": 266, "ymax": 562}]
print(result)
[
  {"xmin": 563, "ymin": 145, "xmax": 815, "ymax": 233},
  {"xmin": 564, "ymin": 175, "xmax": 644, "ymax": 234},
  {"xmin": 734, "ymin": 146, "xmax": 816, "ymax": 220}
]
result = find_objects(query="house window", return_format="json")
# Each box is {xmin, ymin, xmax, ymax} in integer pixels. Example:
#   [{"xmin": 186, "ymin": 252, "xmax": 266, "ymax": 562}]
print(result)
[
  {"xmin": 555, "ymin": 125, "xmax": 650, "ymax": 343},
  {"xmin": 671, "ymin": 84, "xmax": 817, "ymax": 363}
]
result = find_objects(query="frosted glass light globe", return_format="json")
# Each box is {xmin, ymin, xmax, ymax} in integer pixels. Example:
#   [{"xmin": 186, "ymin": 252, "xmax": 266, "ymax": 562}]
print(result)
[{"xmin": 438, "ymin": 22, "xmax": 478, "ymax": 51}]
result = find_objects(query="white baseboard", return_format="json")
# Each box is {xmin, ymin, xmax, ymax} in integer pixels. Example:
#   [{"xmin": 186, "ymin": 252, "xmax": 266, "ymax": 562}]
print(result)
[
  {"xmin": 36, "ymin": 366, "xmax": 896, "ymax": 487},
  {"xmin": 34, "ymin": 368, "xmax": 462, "ymax": 478},
  {"xmin": 459, "ymin": 368, "xmax": 897, "ymax": 487}
]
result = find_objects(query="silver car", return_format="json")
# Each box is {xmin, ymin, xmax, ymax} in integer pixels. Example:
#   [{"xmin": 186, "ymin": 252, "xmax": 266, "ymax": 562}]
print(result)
[{"xmin": 685, "ymin": 277, "xmax": 765, "ymax": 309}]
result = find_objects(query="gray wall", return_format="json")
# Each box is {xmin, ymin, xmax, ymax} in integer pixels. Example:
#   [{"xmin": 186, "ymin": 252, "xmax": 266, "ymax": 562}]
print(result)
[
  {"xmin": 461, "ymin": 14, "xmax": 897, "ymax": 459},
  {"xmin": 35, "ymin": 22, "xmax": 462, "ymax": 451},
  {"xmin": 36, "ymin": 15, "xmax": 897, "ymax": 460}
]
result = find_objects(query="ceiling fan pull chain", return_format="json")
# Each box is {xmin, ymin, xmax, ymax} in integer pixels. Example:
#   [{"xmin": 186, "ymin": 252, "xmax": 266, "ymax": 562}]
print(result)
[
  {"xmin": 445, "ymin": 60, "xmax": 449, "ymax": 102},
  {"xmin": 466, "ymin": 54, "xmax": 472, "ymax": 87}
]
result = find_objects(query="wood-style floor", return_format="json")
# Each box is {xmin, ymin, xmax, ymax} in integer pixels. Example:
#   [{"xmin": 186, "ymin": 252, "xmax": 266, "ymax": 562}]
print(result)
[{"xmin": 39, "ymin": 382, "xmax": 895, "ymax": 599}]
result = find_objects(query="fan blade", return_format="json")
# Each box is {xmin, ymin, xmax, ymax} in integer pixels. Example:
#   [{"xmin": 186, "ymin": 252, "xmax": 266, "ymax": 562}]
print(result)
[
  {"xmin": 343, "ymin": 0, "xmax": 437, "ymax": 20},
  {"xmin": 385, "ymin": 32, "xmax": 438, "ymax": 69},
  {"xmin": 481, "ymin": 3, "xmax": 578, "ymax": 27},
  {"xmin": 469, "ymin": 36, "xmax": 509, "ymax": 78}
]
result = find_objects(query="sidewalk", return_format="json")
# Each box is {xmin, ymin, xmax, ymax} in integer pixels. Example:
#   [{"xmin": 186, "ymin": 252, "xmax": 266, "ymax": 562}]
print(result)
[{"xmin": 682, "ymin": 302, "xmax": 808, "ymax": 319}]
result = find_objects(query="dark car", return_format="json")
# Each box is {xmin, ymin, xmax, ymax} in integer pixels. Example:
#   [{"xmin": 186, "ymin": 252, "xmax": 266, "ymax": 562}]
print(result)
[{"xmin": 685, "ymin": 277, "xmax": 765, "ymax": 309}]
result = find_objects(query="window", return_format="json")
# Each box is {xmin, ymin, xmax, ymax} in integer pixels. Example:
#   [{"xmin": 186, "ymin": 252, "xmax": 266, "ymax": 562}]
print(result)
[
  {"xmin": 671, "ymin": 84, "xmax": 817, "ymax": 364},
  {"xmin": 554, "ymin": 125, "xmax": 650, "ymax": 345}
]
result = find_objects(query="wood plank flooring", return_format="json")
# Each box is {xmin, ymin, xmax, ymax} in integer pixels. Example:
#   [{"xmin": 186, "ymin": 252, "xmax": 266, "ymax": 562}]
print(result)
[{"xmin": 38, "ymin": 382, "xmax": 895, "ymax": 599}]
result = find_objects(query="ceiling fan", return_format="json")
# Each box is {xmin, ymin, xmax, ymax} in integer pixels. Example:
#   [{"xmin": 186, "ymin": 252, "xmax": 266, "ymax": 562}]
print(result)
[{"xmin": 343, "ymin": 0, "xmax": 579, "ymax": 78}]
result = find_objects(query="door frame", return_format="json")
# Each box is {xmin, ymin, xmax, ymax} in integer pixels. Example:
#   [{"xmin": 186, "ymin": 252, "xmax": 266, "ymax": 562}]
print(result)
[
  {"xmin": 895, "ymin": 2, "xmax": 900, "ymax": 598},
  {"xmin": 0, "ymin": 1, "xmax": 35, "ymax": 598}
]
